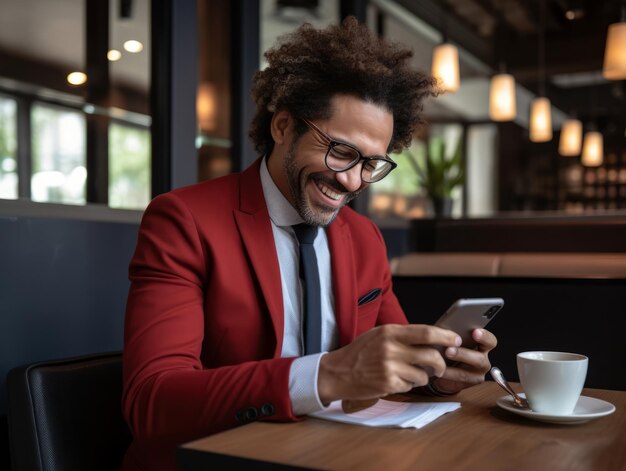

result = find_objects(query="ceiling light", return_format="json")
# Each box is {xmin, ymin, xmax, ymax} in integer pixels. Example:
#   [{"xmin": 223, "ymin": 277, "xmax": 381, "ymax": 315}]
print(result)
[
  {"xmin": 67, "ymin": 72, "xmax": 87, "ymax": 86},
  {"xmin": 558, "ymin": 119, "xmax": 583, "ymax": 156},
  {"xmin": 602, "ymin": 21, "xmax": 626, "ymax": 80},
  {"xmin": 123, "ymin": 40, "xmax": 144, "ymax": 53},
  {"xmin": 107, "ymin": 49, "xmax": 122, "ymax": 61},
  {"xmin": 565, "ymin": 8, "xmax": 584, "ymax": 20},
  {"xmin": 489, "ymin": 73, "xmax": 516, "ymax": 121},
  {"xmin": 529, "ymin": 0, "xmax": 552, "ymax": 143},
  {"xmin": 581, "ymin": 131, "xmax": 603, "ymax": 166},
  {"xmin": 530, "ymin": 97, "xmax": 552, "ymax": 142},
  {"xmin": 431, "ymin": 43, "xmax": 460, "ymax": 93}
]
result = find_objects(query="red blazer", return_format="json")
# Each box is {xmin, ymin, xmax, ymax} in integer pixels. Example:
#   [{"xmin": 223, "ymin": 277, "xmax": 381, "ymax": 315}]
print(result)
[{"xmin": 121, "ymin": 158, "xmax": 408, "ymax": 470}]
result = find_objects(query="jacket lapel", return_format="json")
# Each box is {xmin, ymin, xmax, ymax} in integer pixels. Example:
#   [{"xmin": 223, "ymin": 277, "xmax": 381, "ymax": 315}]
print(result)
[
  {"xmin": 233, "ymin": 159, "xmax": 284, "ymax": 357},
  {"xmin": 327, "ymin": 214, "xmax": 358, "ymax": 346}
]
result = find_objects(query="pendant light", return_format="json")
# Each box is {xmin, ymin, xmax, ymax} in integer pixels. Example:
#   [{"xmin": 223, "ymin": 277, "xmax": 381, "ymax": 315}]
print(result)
[
  {"xmin": 602, "ymin": 3, "xmax": 626, "ymax": 80},
  {"xmin": 490, "ymin": 73, "xmax": 516, "ymax": 121},
  {"xmin": 431, "ymin": 12, "xmax": 460, "ymax": 93},
  {"xmin": 489, "ymin": 25, "xmax": 516, "ymax": 122},
  {"xmin": 581, "ymin": 130, "xmax": 603, "ymax": 167},
  {"xmin": 432, "ymin": 43, "xmax": 460, "ymax": 93},
  {"xmin": 530, "ymin": 97, "xmax": 553, "ymax": 142},
  {"xmin": 529, "ymin": 0, "xmax": 552, "ymax": 142},
  {"xmin": 558, "ymin": 118, "xmax": 583, "ymax": 156}
]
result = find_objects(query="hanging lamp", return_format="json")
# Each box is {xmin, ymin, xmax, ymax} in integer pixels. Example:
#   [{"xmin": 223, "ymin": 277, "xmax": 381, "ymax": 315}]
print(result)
[
  {"xmin": 602, "ymin": 3, "xmax": 626, "ymax": 80},
  {"xmin": 432, "ymin": 42, "xmax": 460, "ymax": 93},
  {"xmin": 431, "ymin": 12, "xmax": 460, "ymax": 93},
  {"xmin": 530, "ymin": 97, "xmax": 553, "ymax": 142},
  {"xmin": 489, "ymin": 26, "xmax": 516, "ymax": 122},
  {"xmin": 490, "ymin": 73, "xmax": 516, "ymax": 121},
  {"xmin": 558, "ymin": 118, "xmax": 583, "ymax": 156},
  {"xmin": 581, "ymin": 131, "xmax": 604, "ymax": 166},
  {"xmin": 529, "ymin": 0, "xmax": 552, "ymax": 142}
]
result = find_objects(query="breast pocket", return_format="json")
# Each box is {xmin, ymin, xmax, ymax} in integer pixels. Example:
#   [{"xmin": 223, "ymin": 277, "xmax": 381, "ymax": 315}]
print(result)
[{"xmin": 356, "ymin": 296, "xmax": 382, "ymax": 335}]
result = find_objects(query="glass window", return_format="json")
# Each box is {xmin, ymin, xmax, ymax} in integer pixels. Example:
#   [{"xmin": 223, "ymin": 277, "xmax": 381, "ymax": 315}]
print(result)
[
  {"xmin": 31, "ymin": 103, "xmax": 86, "ymax": 205},
  {"xmin": 260, "ymin": 0, "xmax": 339, "ymax": 67},
  {"xmin": 108, "ymin": 122, "xmax": 151, "ymax": 209},
  {"xmin": 0, "ymin": 95, "xmax": 18, "ymax": 200},
  {"xmin": 368, "ymin": 124, "xmax": 465, "ymax": 219},
  {"xmin": 369, "ymin": 141, "xmax": 424, "ymax": 219}
]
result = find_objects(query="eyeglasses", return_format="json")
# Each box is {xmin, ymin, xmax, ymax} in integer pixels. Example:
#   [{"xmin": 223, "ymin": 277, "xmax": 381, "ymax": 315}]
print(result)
[{"xmin": 302, "ymin": 118, "xmax": 397, "ymax": 183}]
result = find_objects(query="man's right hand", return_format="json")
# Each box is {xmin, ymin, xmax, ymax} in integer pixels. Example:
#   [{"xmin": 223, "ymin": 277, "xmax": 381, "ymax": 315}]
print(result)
[{"xmin": 317, "ymin": 324, "xmax": 462, "ymax": 405}]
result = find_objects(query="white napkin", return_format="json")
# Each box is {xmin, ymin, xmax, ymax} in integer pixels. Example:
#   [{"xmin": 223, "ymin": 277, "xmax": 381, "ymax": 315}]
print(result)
[{"xmin": 309, "ymin": 399, "xmax": 460, "ymax": 428}]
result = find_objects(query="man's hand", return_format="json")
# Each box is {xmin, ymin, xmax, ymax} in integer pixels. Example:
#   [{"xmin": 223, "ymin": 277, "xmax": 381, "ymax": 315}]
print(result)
[
  {"xmin": 317, "ymin": 324, "xmax": 462, "ymax": 405},
  {"xmin": 430, "ymin": 328, "xmax": 498, "ymax": 394}
]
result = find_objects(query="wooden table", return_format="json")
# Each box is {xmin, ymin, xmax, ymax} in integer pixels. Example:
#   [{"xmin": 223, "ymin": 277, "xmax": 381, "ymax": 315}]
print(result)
[{"xmin": 177, "ymin": 382, "xmax": 626, "ymax": 470}]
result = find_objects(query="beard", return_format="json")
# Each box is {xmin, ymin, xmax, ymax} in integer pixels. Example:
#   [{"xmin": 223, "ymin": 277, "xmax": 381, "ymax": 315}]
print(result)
[{"xmin": 283, "ymin": 142, "xmax": 362, "ymax": 227}]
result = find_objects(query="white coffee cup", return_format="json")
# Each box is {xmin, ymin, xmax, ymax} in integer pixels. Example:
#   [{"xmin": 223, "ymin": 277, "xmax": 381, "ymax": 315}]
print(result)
[{"xmin": 516, "ymin": 351, "xmax": 588, "ymax": 415}]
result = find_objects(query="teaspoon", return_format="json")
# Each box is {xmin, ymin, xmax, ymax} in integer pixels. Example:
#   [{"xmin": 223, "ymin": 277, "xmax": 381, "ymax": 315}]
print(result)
[{"xmin": 489, "ymin": 366, "xmax": 530, "ymax": 409}]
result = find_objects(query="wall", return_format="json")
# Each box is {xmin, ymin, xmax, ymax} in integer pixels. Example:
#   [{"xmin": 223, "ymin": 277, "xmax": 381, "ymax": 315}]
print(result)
[
  {"xmin": 0, "ymin": 212, "xmax": 140, "ymax": 468},
  {"xmin": 393, "ymin": 275, "xmax": 626, "ymax": 391}
]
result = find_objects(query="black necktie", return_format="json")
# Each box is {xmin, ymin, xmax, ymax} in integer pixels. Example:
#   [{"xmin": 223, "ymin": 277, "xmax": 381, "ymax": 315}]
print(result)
[{"xmin": 293, "ymin": 224, "xmax": 322, "ymax": 355}]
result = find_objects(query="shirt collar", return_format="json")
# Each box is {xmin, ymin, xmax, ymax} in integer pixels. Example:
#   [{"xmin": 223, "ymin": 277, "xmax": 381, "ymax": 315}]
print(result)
[{"xmin": 260, "ymin": 156, "xmax": 304, "ymax": 227}]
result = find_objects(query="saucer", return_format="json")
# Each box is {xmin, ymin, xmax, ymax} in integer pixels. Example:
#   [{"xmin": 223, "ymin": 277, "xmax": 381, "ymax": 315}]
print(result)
[{"xmin": 496, "ymin": 393, "xmax": 615, "ymax": 424}]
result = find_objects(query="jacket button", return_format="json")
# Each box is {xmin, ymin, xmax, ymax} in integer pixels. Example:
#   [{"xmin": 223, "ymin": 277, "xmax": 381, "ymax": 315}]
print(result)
[
  {"xmin": 245, "ymin": 407, "xmax": 258, "ymax": 421},
  {"xmin": 261, "ymin": 403, "xmax": 275, "ymax": 416}
]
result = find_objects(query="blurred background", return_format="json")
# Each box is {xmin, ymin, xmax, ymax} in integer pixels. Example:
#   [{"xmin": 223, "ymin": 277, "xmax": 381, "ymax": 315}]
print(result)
[{"xmin": 1, "ymin": 0, "xmax": 624, "ymax": 221}]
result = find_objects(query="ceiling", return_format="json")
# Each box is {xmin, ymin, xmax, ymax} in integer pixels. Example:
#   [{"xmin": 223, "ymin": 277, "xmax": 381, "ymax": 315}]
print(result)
[
  {"xmin": 0, "ymin": 0, "xmax": 150, "ymax": 92},
  {"xmin": 0, "ymin": 0, "xmax": 623, "ymax": 135},
  {"xmin": 390, "ymin": 0, "xmax": 626, "ymax": 134}
]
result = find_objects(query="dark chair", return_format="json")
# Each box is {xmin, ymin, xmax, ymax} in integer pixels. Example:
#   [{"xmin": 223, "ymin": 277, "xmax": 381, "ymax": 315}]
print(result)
[{"xmin": 6, "ymin": 351, "xmax": 132, "ymax": 471}]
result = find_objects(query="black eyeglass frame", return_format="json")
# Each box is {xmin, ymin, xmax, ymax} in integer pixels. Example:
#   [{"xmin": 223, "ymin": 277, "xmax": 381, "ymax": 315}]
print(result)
[{"xmin": 301, "ymin": 118, "xmax": 397, "ymax": 183}]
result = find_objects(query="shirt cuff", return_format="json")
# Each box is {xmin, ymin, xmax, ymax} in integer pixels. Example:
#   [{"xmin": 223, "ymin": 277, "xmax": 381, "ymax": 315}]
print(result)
[{"xmin": 288, "ymin": 352, "xmax": 328, "ymax": 416}]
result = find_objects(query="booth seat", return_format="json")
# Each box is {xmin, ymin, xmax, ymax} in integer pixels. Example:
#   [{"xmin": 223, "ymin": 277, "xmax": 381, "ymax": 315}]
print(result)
[
  {"xmin": 389, "ymin": 252, "xmax": 626, "ymax": 391},
  {"xmin": 391, "ymin": 252, "xmax": 626, "ymax": 278}
]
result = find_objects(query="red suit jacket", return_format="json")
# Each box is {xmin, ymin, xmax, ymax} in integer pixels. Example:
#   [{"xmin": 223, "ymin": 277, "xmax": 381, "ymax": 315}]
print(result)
[{"xmin": 121, "ymin": 158, "xmax": 408, "ymax": 470}]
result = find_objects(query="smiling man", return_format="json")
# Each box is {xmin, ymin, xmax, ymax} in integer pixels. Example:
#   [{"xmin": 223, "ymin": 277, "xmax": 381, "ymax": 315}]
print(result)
[{"xmin": 121, "ymin": 17, "xmax": 497, "ymax": 471}]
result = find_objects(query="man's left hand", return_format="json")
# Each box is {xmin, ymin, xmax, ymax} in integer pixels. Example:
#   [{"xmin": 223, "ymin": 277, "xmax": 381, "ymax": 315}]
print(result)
[{"xmin": 430, "ymin": 328, "xmax": 497, "ymax": 394}]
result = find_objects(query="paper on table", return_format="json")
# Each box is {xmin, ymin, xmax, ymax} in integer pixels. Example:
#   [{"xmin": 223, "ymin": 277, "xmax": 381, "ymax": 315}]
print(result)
[{"xmin": 309, "ymin": 399, "xmax": 460, "ymax": 429}]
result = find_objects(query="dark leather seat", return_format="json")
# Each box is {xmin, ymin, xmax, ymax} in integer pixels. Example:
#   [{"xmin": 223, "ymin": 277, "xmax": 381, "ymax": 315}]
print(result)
[{"xmin": 6, "ymin": 351, "xmax": 132, "ymax": 471}]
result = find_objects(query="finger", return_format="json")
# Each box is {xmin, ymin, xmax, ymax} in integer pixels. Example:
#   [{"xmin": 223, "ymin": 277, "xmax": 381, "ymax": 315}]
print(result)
[
  {"xmin": 402, "ymin": 345, "xmax": 448, "ymax": 378},
  {"xmin": 472, "ymin": 328, "xmax": 497, "ymax": 352},
  {"xmin": 391, "ymin": 324, "xmax": 462, "ymax": 348},
  {"xmin": 395, "ymin": 361, "xmax": 432, "ymax": 389},
  {"xmin": 444, "ymin": 346, "xmax": 491, "ymax": 374},
  {"xmin": 439, "ymin": 364, "xmax": 485, "ymax": 386}
]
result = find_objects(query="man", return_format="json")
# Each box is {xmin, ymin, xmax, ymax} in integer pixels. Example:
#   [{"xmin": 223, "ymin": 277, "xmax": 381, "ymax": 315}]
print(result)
[{"xmin": 121, "ymin": 17, "xmax": 497, "ymax": 471}]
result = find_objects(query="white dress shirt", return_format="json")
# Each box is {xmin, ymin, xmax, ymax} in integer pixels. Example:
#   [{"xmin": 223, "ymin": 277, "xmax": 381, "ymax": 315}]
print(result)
[{"xmin": 259, "ymin": 157, "xmax": 338, "ymax": 414}]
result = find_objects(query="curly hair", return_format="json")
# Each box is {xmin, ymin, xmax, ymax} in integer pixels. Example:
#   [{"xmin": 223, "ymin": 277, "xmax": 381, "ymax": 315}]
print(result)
[{"xmin": 249, "ymin": 16, "xmax": 438, "ymax": 155}]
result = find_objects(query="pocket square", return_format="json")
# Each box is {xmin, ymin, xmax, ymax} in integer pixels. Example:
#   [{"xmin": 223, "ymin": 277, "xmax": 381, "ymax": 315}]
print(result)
[{"xmin": 357, "ymin": 288, "xmax": 382, "ymax": 306}]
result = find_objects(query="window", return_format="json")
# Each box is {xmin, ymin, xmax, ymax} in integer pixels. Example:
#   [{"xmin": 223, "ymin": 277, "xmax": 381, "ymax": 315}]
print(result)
[
  {"xmin": 368, "ymin": 124, "xmax": 466, "ymax": 219},
  {"xmin": 0, "ymin": 95, "xmax": 17, "ymax": 199},
  {"xmin": 369, "ymin": 141, "xmax": 424, "ymax": 219},
  {"xmin": 31, "ymin": 103, "xmax": 86, "ymax": 205},
  {"xmin": 0, "ymin": 0, "xmax": 151, "ymax": 213},
  {"xmin": 109, "ymin": 122, "xmax": 151, "ymax": 209}
]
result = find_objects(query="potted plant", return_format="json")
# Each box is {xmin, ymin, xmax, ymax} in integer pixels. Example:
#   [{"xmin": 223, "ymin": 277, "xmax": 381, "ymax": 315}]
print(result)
[{"xmin": 402, "ymin": 134, "xmax": 464, "ymax": 217}]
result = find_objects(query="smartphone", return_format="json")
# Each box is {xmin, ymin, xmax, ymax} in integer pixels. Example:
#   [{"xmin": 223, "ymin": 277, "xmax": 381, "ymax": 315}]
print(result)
[{"xmin": 435, "ymin": 298, "xmax": 504, "ymax": 350}]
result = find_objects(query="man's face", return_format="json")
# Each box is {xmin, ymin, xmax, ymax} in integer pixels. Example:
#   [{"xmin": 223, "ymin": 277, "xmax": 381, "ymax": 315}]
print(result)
[{"xmin": 272, "ymin": 95, "xmax": 394, "ymax": 227}]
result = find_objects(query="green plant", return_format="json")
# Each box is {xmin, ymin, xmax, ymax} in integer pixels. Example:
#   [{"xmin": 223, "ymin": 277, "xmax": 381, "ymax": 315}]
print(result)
[{"xmin": 404, "ymin": 135, "xmax": 464, "ymax": 199}]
